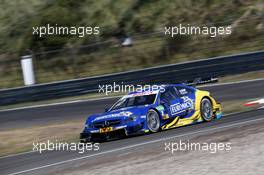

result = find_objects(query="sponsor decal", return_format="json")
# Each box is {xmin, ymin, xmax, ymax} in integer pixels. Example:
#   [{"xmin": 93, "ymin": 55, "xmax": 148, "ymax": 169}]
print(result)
[
  {"xmin": 140, "ymin": 115, "xmax": 146, "ymax": 118},
  {"xmin": 170, "ymin": 96, "xmax": 194, "ymax": 115},
  {"xmin": 179, "ymin": 88, "xmax": 187, "ymax": 95},
  {"xmin": 124, "ymin": 90, "xmax": 159, "ymax": 98},
  {"xmin": 156, "ymin": 105, "xmax": 165, "ymax": 111},
  {"xmin": 93, "ymin": 111, "xmax": 133, "ymax": 121}
]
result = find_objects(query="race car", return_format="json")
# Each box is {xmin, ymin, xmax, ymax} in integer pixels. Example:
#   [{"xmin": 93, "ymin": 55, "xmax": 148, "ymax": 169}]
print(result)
[{"xmin": 80, "ymin": 84, "xmax": 222, "ymax": 142}]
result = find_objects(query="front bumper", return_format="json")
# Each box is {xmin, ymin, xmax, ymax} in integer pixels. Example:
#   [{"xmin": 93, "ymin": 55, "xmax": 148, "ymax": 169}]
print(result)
[
  {"xmin": 80, "ymin": 128, "xmax": 127, "ymax": 142},
  {"xmin": 80, "ymin": 122, "xmax": 147, "ymax": 142}
]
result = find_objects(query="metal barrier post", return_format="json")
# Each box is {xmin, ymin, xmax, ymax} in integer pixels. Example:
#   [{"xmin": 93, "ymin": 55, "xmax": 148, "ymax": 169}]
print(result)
[{"xmin": 21, "ymin": 55, "xmax": 35, "ymax": 86}]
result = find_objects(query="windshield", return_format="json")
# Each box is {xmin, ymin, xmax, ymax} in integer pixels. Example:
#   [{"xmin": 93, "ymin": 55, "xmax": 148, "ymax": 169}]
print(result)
[{"xmin": 110, "ymin": 94, "xmax": 157, "ymax": 111}]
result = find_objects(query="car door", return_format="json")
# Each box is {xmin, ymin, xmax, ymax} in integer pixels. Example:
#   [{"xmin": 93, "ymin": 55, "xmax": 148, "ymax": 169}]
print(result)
[
  {"xmin": 175, "ymin": 85, "xmax": 196, "ymax": 118},
  {"xmin": 160, "ymin": 86, "xmax": 186, "ymax": 118}
]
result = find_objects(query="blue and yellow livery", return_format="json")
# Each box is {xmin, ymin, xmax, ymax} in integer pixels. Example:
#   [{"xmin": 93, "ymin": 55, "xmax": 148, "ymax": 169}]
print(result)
[{"xmin": 80, "ymin": 84, "xmax": 222, "ymax": 142}]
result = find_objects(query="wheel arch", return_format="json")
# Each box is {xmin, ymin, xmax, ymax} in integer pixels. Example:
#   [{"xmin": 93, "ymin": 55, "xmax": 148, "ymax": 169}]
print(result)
[
  {"xmin": 148, "ymin": 107, "xmax": 163, "ymax": 120},
  {"xmin": 195, "ymin": 90, "xmax": 218, "ymax": 111}
]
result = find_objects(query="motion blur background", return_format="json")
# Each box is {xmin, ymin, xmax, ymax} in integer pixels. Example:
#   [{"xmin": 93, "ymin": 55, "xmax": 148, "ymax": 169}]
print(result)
[
  {"xmin": 1, "ymin": 2, "xmax": 264, "ymax": 172},
  {"xmin": 0, "ymin": 0, "xmax": 263, "ymax": 88}
]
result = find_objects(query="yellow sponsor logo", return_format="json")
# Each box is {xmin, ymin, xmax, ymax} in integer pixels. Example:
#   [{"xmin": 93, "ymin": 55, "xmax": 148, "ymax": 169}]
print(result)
[{"xmin": 99, "ymin": 127, "xmax": 113, "ymax": 133}]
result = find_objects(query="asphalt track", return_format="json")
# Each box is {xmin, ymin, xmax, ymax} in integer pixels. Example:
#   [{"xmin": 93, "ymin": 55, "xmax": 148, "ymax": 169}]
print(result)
[
  {"xmin": 0, "ymin": 78, "xmax": 264, "ymax": 130},
  {"xmin": 0, "ymin": 79, "xmax": 264, "ymax": 175},
  {"xmin": 0, "ymin": 109, "xmax": 264, "ymax": 175}
]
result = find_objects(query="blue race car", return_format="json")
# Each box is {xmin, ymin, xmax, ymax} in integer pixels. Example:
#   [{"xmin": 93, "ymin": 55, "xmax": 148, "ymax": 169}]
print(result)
[{"xmin": 80, "ymin": 84, "xmax": 222, "ymax": 142}]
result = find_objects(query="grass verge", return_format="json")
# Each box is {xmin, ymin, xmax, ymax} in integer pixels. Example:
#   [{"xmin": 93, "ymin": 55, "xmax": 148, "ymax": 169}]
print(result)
[{"xmin": 0, "ymin": 119, "xmax": 83, "ymax": 157}]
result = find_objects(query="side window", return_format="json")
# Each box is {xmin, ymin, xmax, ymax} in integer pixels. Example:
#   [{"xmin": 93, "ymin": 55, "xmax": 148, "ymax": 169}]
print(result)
[
  {"xmin": 160, "ymin": 87, "xmax": 178, "ymax": 103},
  {"xmin": 112, "ymin": 98, "xmax": 128, "ymax": 110},
  {"xmin": 127, "ymin": 97, "xmax": 135, "ymax": 106},
  {"xmin": 172, "ymin": 87, "xmax": 181, "ymax": 97}
]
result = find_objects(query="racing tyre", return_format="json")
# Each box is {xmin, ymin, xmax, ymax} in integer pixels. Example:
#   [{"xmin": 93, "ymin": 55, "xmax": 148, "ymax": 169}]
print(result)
[
  {"xmin": 200, "ymin": 98, "xmax": 213, "ymax": 121},
  {"xmin": 147, "ymin": 109, "xmax": 160, "ymax": 132}
]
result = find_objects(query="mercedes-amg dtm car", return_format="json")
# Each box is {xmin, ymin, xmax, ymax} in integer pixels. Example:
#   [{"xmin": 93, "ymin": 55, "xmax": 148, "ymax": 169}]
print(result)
[{"xmin": 80, "ymin": 84, "xmax": 222, "ymax": 142}]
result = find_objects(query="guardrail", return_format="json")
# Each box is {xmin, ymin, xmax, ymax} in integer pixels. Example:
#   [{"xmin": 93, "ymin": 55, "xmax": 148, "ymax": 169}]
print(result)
[{"xmin": 0, "ymin": 50, "xmax": 264, "ymax": 105}]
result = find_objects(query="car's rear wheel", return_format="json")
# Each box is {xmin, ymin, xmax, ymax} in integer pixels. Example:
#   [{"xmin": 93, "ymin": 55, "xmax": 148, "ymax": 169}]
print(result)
[
  {"xmin": 147, "ymin": 109, "xmax": 160, "ymax": 132},
  {"xmin": 200, "ymin": 98, "xmax": 213, "ymax": 121}
]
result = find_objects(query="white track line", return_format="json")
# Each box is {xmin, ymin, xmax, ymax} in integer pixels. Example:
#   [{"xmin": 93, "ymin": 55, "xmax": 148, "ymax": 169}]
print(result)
[
  {"xmin": 0, "ymin": 95, "xmax": 122, "ymax": 112},
  {"xmin": 0, "ymin": 151, "xmax": 37, "ymax": 159},
  {"xmin": 1, "ymin": 78, "xmax": 264, "ymax": 112},
  {"xmin": 7, "ymin": 116, "xmax": 264, "ymax": 175},
  {"xmin": 199, "ymin": 77, "xmax": 264, "ymax": 87}
]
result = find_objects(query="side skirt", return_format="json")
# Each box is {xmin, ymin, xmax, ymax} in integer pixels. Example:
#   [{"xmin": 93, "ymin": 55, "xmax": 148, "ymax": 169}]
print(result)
[{"xmin": 161, "ymin": 111, "xmax": 203, "ymax": 130}]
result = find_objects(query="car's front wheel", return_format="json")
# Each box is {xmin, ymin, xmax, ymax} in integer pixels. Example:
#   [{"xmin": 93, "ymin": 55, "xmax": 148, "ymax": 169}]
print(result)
[
  {"xmin": 147, "ymin": 109, "xmax": 160, "ymax": 132},
  {"xmin": 200, "ymin": 98, "xmax": 213, "ymax": 121}
]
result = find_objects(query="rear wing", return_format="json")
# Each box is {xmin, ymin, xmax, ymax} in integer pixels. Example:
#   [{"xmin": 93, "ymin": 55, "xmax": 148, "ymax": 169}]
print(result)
[{"xmin": 185, "ymin": 77, "xmax": 218, "ymax": 87}]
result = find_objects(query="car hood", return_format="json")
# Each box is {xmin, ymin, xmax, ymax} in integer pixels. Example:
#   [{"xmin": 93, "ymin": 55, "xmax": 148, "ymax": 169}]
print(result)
[{"xmin": 86, "ymin": 105, "xmax": 152, "ymax": 123}]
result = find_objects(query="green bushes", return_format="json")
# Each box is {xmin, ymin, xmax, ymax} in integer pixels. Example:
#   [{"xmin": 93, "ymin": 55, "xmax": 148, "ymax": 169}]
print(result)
[{"xmin": 0, "ymin": 0, "xmax": 263, "ymax": 88}]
